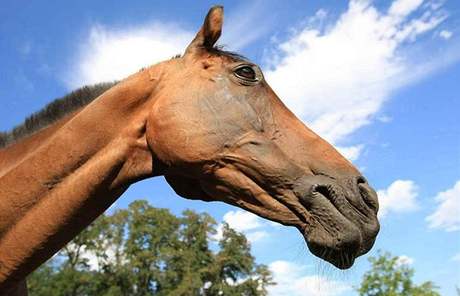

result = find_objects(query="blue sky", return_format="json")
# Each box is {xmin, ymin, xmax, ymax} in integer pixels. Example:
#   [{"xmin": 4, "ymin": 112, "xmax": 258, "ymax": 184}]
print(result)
[{"xmin": 1, "ymin": 0, "xmax": 459, "ymax": 295}]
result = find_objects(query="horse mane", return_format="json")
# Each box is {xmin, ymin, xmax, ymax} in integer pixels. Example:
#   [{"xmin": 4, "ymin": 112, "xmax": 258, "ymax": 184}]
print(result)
[{"xmin": 0, "ymin": 82, "xmax": 118, "ymax": 149}]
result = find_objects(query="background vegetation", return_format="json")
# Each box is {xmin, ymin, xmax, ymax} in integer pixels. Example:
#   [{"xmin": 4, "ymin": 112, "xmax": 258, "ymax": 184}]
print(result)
[
  {"xmin": 356, "ymin": 251, "xmax": 441, "ymax": 296},
  {"xmin": 28, "ymin": 201, "xmax": 273, "ymax": 296},
  {"xmin": 28, "ymin": 200, "xmax": 444, "ymax": 296}
]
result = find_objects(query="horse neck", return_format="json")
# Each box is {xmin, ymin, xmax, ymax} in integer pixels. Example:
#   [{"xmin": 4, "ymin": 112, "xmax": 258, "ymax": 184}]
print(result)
[{"xmin": 0, "ymin": 68, "xmax": 157, "ymax": 290}]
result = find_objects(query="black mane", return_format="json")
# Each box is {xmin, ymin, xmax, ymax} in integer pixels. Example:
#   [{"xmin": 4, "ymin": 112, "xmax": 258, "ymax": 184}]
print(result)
[{"xmin": 0, "ymin": 82, "xmax": 117, "ymax": 148}]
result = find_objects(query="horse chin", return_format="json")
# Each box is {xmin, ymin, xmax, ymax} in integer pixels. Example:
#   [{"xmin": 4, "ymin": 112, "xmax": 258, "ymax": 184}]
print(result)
[
  {"xmin": 164, "ymin": 174, "xmax": 216, "ymax": 202},
  {"xmin": 303, "ymin": 228, "xmax": 359, "ymax": 269}
]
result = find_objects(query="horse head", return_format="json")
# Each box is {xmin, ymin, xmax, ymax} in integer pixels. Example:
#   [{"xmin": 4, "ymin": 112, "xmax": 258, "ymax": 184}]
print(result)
[{"xmin": 146, "ymin": 6, "xmax": 379, "ymax": 269}]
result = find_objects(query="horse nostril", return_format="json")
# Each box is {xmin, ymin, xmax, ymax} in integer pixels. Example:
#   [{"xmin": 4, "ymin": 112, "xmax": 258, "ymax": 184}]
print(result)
[
  {"xmin": 355, "ymin": 176, "xmax": 379, "ymax": 213},
  {"xmin": 311, "ymin": 184, "xmax": 333, "ymax": 200},
  {"xmin": 356, "ymin": 176, "xmax": 367, "ymax": 185}
]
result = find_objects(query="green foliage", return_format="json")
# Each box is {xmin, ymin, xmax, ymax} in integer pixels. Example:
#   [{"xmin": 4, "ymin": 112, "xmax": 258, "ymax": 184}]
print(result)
[
  {"xmin": 357, "ymin": 251, "xmax": 440, "ymax": 296},
  {"xmin": 28, "ymin": 200, "xmax": 274, "ymax": 296}
]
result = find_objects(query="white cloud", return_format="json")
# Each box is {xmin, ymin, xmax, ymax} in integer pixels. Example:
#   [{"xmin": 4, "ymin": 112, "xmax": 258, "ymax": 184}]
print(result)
[
  {"xmin": 264, "ymin": 0, "xmax": 453, "ymax": 149},
  {"xmin": 246, "ymin": 231, "xmax": 269, "ymax": 242},
  {"xmin": 426, "ymin": 180, "xmax": 460, "ymax": 232},
  {"xmin": 388, "ymin": 0, "xmax": 423, "ymax": 17},
  {"xmin": 65, "ymin": 2, "xmax": 270, "ymax": 89},
  {"xmin": 268, "ymin": 260, "xmax": 350, "ymax": 296},
  {"xmin": 377, "ymin": 180, "xmax": 419, "ymax": 218},
  {"xmin": 336, "ymin": 145, "xmax": 363, "ymax": 162},
  {"xmin": 65, "ymin": 23, "xmax": 192, "ymax": 89},
  {"xmin": 212, "ymin": 210, "xmax": 269, "ymax": 243},
  {"xmin": 395, "ymin": 255, "xmax": 415, "ymax": 266},
  {"xmin": 223, "ymin": 210, "xmax": 264, "ymax": 232},
  {"xmin": 439, "ymin": 30, "xmax": 453, "ymax": 40}
]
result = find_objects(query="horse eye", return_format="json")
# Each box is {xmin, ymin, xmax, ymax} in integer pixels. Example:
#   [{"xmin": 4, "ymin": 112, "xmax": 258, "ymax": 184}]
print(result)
[{"xmin": 235, "ymin": 66, "xmax": 257, "ymax": 81}]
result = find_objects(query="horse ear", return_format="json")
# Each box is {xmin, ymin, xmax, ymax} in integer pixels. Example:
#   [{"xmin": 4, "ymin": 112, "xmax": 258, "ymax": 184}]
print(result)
[{"xmin": 185, "ymin": 6, "xmax": 223, "ymax": 55}]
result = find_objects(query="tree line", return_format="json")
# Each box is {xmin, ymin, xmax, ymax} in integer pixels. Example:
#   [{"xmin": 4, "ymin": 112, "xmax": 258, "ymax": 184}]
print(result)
[
  {"xmin": 28, "ymin": 200, "xmax": 443, "ymax": 296},
  {"xmin": 28, "ymin": 200, "xmax": 273, "ymax": 296}
]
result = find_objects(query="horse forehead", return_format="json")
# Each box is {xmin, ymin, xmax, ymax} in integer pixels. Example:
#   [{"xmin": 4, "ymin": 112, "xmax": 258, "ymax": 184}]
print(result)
[{"xmin": 197, "ymin": 52, "xmax": 249, "ymax": 69}]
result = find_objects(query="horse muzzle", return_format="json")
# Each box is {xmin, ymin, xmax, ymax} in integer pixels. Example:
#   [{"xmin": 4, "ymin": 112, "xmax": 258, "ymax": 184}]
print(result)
[{"xmin": 295, "ymin": 174, "xmax": 380, "ymax": 269}]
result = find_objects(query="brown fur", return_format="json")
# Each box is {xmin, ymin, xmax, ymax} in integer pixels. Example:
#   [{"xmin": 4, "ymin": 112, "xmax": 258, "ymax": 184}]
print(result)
[{"xmin": 0, "ymin": 6, "xmax": 379, "ymax": 294}]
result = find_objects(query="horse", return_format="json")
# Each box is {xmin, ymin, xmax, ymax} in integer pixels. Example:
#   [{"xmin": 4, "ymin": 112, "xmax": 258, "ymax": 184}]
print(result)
[{"xmin": 0, "ymin": 6, "xmax": 379, "ymax": 295}]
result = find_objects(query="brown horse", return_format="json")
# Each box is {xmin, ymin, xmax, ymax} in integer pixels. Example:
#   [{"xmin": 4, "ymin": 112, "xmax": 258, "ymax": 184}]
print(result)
[{"xmin": 0, "ymin": 6, "xmax": 379, "ymax": 295}]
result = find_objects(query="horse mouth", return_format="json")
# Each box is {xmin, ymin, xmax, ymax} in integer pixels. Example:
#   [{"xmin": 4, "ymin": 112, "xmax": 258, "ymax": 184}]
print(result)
[
  {"xmin": 297, "ymin": 182, "xmax": 379, "ymax": 269},
  {"xmin": 301, "ymin": 190, "xmax": 360, "ymax": 269},
  {"xmin": 197, "ymin": 165, "xmax": 379, "ymax": 270}
]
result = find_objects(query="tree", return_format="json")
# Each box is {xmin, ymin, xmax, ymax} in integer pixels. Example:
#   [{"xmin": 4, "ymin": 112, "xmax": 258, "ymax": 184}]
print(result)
[
  {"xmin": 357, "ymin": 251, "xmax": 440, "ymax": 296},
  {"xmin": 28, "ymin": 200, "xmax": 274, "ymax": 295}
]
